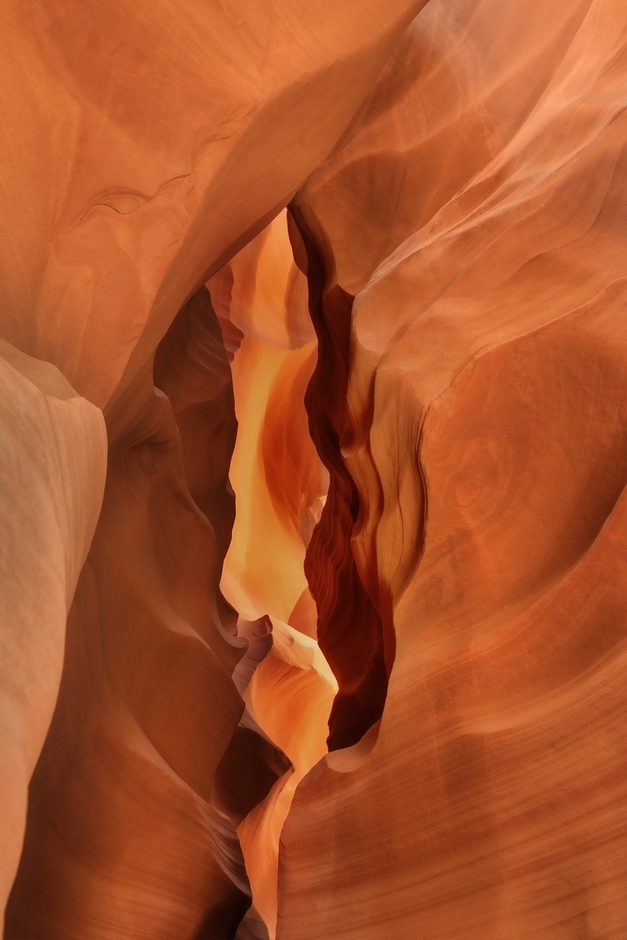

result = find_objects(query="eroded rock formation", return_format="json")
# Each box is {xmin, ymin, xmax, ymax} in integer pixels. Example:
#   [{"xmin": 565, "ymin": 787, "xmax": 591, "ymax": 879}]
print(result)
[
  {"xmin": 278, "ymin": 1, "xmax": 627, "ymax": 937},
  {"xmin": 2, "ymin": 0, "xmax": 627, "ymax": 938},
  {"xmin": 0, "ymin": 0, "xmax": 431, "ymax": 934},
  {"xmin": 0, "ymin": 344, "xmax": 105, "ymax": 917},
  {"xmin": 208, "ymin": 213, "xmax": 336, "ymax": 936}
]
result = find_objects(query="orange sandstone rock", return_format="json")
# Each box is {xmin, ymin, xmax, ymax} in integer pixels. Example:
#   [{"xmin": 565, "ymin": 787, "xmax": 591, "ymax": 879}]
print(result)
[
  {"xmin": 279, "ymin": 1, "xmax": 627, "ymax": 937},
  {"xmin": 2, "ymin": 0, "xmax": 431, "ymax": 934},
  {"xmin": 210, "ymin": 211, "xmax": 325, "ymax": 629},
  {"xmin": 0, "ymin": 0, "xmax": 429, "ymax": 410},
  {"xmin": 0, "ymin": 343, "xmax": 105, "ymax": 933},
  {"xmin": 5, "ymin": 0, "xmax": 627, "ymax": 938},
  {"xmin": 208, "ymin": 211, "xmax": 335, "ymax": 937}
]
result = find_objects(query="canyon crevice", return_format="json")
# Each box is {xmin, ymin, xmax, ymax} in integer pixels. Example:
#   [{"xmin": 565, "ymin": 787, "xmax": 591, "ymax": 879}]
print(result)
[{"xmin": 2, "ymin": 1, "xmax": 627, "ymax": 938}]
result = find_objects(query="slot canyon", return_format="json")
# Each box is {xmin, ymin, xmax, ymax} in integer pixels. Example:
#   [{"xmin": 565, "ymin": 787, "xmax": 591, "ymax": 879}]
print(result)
[{"xmin": 2, "ymin": 1, "xmax": 627, "ymax": 938}]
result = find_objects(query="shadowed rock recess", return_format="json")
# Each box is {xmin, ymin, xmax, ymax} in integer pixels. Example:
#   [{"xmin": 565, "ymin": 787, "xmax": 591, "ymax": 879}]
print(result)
[{"xmin": 2, "ymin": 0, "xmax": 627, "ymax": 938}]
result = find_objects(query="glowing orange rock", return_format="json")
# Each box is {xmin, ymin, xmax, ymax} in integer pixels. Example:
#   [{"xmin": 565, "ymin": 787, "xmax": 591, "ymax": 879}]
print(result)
[
  {"xmin": 209, "ymin": 210, "xmax": 335, "ymax": 937},
  {"xmin": 210, "ymin": 211, "xmax": 325, "ymax": 629}
]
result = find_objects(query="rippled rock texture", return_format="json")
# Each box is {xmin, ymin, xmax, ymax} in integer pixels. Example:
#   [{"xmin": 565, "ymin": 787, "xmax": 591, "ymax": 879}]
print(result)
[
  {"xmin": 279, "ymin": 1, "xmax": 627, "ymax": 937},
  {"xmin": 3, "ymin": 0, "xmax": 627, "ymax": 938},
  {"xmin": 0, "ymin": 0, "xmax": 427, "ymax": 935}
]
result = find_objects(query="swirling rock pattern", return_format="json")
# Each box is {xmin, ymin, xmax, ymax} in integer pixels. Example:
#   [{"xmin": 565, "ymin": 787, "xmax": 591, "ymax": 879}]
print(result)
[
  {"xmin": 3, "ymin": 0, "xmax": 627, "ymax": 938},
  {"xmin": 279, "ymin": 1, "xmax": 627, "ymax": 937},
  {"xmin": 208, "ymin": 210, "xmax": 336, "ymax": 937},
  {"xmin": 1, "ymin": 0, "xmax": 429, "ymax": 935}
]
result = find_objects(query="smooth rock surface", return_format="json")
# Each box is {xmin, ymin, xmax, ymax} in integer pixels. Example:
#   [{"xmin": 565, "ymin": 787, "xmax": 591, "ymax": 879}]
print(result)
[
  {"xmin": 279, "ymin": 0, "xmax": 627, "ymax": 937},
  {"xmin": 3, "ymin": 0, "xmax": 627, "ymax": 938},
  {"xmin": 0, "ymin": 343, "xmax": 105, "ymax": 931},
  {"xmin": 1, "ymin": 0, "xmax": 429, "ymax": 935}
]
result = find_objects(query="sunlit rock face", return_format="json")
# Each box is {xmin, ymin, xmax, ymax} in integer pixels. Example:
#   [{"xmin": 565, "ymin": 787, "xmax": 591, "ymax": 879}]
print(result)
[
  {"xmin": 279, "ymin": 1, "xmax": 627, "ymax": 938},
  {"xmin": 208, "ymin": 211, "xmax": 325, "ymax": 631},
  {"xmin": 208, "ymin": 210, "xmax": 336, "ymax": 937},
  {"xmin": 2, "ymin": 0, "xmax": 627, "ymax": 938}
]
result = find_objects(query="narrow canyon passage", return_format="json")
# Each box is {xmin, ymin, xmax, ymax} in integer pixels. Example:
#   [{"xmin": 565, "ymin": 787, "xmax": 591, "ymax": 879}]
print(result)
[
  {"xmin": 4, "ymin": 1, "xmax": 627, "ymax": 938},
  {"xmin": 5, "ymin": 208, "xmax": 390, "ymax": 940},
  {"xmin": 206, "ymin": 209, "xmax": 339, "ymax": 937},
  {"xmin": 206, "ymin": 208, "xmax": 395, "ymax": 936},
  {"xmin": 157, "ymin": 208, "xmax": 394, "ymax": 936}
]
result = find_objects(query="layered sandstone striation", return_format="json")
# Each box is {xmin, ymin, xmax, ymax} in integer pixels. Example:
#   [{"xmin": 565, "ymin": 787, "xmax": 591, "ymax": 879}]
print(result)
[
  {"xmin": 279, "ymin": 1, "xmax": 627, "ymax": 937},
  {"xmin": 2, "ymin": 0, "xmax": 627, "ymax": 938},
  {"xmin": 0, "ymin": 0, "xmax": 429, "ymax": 937}
]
